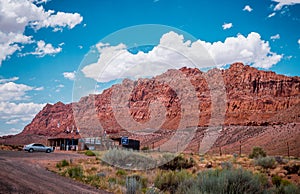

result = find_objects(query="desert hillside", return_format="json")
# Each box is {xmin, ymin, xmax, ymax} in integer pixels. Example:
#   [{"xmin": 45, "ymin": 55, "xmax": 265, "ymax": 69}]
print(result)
[{"xmin": 1, "ymin": 63, "xmax": 300, "ymax": 156}]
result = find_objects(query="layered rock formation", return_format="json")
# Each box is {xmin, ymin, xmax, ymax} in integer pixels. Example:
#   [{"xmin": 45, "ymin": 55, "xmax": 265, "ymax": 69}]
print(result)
[
  {"xmin": 3, "ymin": 63, "xmax": 299, "ymax": 155},
  {"xmin": 20, "ymin": 63, "xmax": 300, "ymax": 137}
]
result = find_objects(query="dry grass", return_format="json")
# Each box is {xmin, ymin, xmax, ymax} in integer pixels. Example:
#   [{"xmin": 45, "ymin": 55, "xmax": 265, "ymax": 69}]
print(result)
[{"xmin": 49, "ymin": 151, "xmax": 300, "ymax": 193}]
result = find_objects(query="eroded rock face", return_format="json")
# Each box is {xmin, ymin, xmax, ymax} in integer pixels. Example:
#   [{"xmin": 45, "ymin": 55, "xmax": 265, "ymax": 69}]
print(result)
[
  {"xmin": 21, "ymin": 102, "xmax": 75, "ymax": 136},
  {"xmin": 21, "ymin": 63, "xmax": 300, "ymax": 137}
]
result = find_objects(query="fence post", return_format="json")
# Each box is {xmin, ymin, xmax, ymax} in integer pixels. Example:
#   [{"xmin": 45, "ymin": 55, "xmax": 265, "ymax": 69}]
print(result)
[
  {"xmin": 239, "ymin": 141, "xmax": 242, "ymax": 156},
  {"xmin": 287, "ymin": 142, "xmax": 290, "ymax": 158}
]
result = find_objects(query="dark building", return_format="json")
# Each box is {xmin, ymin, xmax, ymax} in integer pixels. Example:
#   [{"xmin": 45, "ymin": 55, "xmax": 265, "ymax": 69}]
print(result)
[{"xmin": 112, "ymin": 137, "xmax": 140, "ymax": 150}]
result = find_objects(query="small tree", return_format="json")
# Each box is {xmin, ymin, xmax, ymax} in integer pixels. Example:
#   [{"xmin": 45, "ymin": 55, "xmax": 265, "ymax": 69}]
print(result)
[{"xmin": 249, "ymin": 146, "xmax": 266, "ymax": 159}]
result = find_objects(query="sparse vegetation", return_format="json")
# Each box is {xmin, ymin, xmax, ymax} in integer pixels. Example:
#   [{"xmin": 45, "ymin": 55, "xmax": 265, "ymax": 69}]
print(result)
[
  {"xmin": 85, "ymin": 150, "xmax": 96, "ymax": 156},
  {"xmin": 49, "ymin": 149, "xmax": 300, "ymax": 194},
  {"xmin": 249, "ymin": 146, "xmax": 266, "ymax": 159},
  {"xmin": 66, "ymin": 166, "xmax": 83, "ymax": 179},
  {"xmin": 141, "ymin": 146, "xmax": 149, "ymax": 151},
  {"xmin": 283, "ymin": 164, "xmax": 300, "ymax": 175},
  {"xmin": 255, "ymin": 156, "xmax": 277, "ymax": 169},
  {"xmin": 56, "ymin": 159, "xmax": 69, "ymax": 169},
  {"xmin": 272, "ymin": 175, "xmax": 300, "ymax": 194},
  {"xmin": 102, "ymin": 148, "xmax": 157, "ymax": 169},
  {"xmin": 116, "ymin": 169, "xmax": 127, "ymax": 176},
  {"xmin": 126, "ymin": 175, "xmax": 142, "ymax": 194},
  {"xmin": 159, "ymin": 154, "xmax": 195, "ymax": 170},
  {"xmin": 154, "ymin": 170, "xmax": 191, "ymax": 194},
  {"xmin": 178, "ymin": 168, "xmax": 267, "ymax": 194}
]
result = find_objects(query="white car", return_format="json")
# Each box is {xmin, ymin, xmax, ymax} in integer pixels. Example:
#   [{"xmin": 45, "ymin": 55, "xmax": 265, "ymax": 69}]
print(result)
[{"xmin": 23, "ymin": 143, "xmax": 53, "ymax": 153}]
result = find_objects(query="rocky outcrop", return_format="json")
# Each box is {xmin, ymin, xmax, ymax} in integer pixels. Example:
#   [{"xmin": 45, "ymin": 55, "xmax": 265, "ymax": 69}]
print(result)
[
  {"xmin": 20, "ymin": 63, "xmax": 300, "ymax": 137},
  {"xmin": 21, "ymin": 102, "xmax": 75, "ymax": 136}
]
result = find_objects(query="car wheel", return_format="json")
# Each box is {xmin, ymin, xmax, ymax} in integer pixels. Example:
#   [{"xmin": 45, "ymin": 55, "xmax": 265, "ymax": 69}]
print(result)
[
  {"xmin": 28, "ymin": 148, "xmax": 33, "ymax": 153},
  {"xmin": 46, "ymin": 149, "xmax": 51, "ymax": 153}
]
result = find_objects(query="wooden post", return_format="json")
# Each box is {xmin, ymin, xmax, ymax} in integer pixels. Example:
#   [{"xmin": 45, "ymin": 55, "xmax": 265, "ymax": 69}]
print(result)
[
  {"xmin": 287, "ymin": 142, "xmax": 290, "ymax": 158},
  {"xmin": 239, "ymin": 141, "xmax": 242, "ymax": 156},
  {"xmin": 219, "ymin": 145, "xmax": 222, "ymax": 156}
]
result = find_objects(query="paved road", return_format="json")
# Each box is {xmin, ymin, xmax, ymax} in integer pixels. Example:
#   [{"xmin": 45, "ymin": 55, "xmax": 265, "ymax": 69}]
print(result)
[{"xmin": 0, "ymin": 150, "xmax": 110, "ymax": 194}]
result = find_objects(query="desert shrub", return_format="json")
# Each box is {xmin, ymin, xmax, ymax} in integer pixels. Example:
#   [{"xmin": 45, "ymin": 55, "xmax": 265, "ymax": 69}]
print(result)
[
  {"xmin": 272, "ymin": 182, "xmax": 300, "ymax": 194},
  {"xmin": 279, "ymin": 184, "xmax": 300, "ymax": 194},
  {"xmin": 61, "ymin": 159, "xmax": 69, "ymax": 167},
  {"xmin": 145, "ymin": 187, "xmax": 161, "ymax": 194},
  {"xmin": 159, "ymin": 155, "xmax": 194, "ymax": 170},
  {"xmin": 102, "ymin": 148, "xmax": 157, "ymax": 169},
  {"xmin": 272, "ymin": 175, "xmax": 282, "ymax": 187},
  {"xmin": 67, "ymin": 166, "xmax": 83, "ymax": 179},
  {"xmin": 255, "ymin": 156, "xmax": 276, "ymax": 169},
  {"xmin": 126, "ymin": 175, "xmax": 142, "ymax": 194},
  {"xmin": 108, "ymin": 177, "xmax": 117, "ymax": 184},
  {"xmin": 283, "ymin": 164, "xmax": 300, "ymax": 175},
  {"xmin": 249, "ymin": 146, "xmax": 266, "ymax": 159},
  {"xmin": 154, "ymin": 170, "xmax": 191, "ymax": 194},
  {"xmin": 141, "ymin": 146, "xmax": 149, "ymax": 151},
  {"xmin": 56, "ymin": 159, "xmax": 69, "ymax": 168},
  {"xmin": 85, "ymin": 150, "xmax": 96, "ymax": 156},
  {"xmin": 116, "ymin": 169, "xmax": 127, "ymax": 176},
  {"xmin": 176, "ymin": 168, "xmax": 266, "ymax": 194},
  {"xmin": 84, "ymin": 175, "xmax": 108, "ymax": 189},
  {"xmin": 274, "ymin": 156, "xmax": 288, "ymax": 164},
  {"xmin": 90, "ymin": 167, "xmax": 97, "ymax": 171},
  {"xmin": 220, "ymin": 161, "xmax": 233, "ymax": 170}
]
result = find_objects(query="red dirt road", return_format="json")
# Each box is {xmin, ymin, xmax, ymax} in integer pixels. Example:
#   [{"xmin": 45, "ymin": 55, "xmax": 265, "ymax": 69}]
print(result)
[{"xmin": 0, "ymin": 150, "xmax": 110, "ymax": 194}]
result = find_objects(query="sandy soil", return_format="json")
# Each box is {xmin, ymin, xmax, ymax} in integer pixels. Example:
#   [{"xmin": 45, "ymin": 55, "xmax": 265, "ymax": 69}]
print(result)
[{"xmin": 0, "ymin": 150, "xmax": 111, "ymax": 194}]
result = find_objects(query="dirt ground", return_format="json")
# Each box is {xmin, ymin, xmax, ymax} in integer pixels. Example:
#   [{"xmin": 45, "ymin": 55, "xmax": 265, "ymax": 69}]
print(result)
[{"xmin": 0, "ymin": 150, "xmax": 111, "ymax": 194}]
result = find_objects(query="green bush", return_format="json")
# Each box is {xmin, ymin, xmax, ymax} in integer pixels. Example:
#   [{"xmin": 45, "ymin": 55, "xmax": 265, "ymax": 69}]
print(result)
[
  {"xmin": 255, "ymin": 156, "xmax": 276, "ymax": 169},
  {"xmin": 67, "ymin": 166, "xmax": 83, "ymax": 179},
  {"xmin": 56, "ymin": 159, "xmax": 69, "ymax": 168},
  {"xmin": 116, "ymin": 169, "xmax": 127, "ymax": 176},
  {"xmin": 61, "ymin": 159, "xmax": 69, "ymax": 167},
  {"xmin": 176, "ymin": 168, "xmax": 266, "ymax": 194},
  {"xmin": 249, "ymin": 146, "xmax": 266, "ymax": 159},
  {"xmin": 272, "ymin": 175, "xmax": 282, "ymax": 187},
  {"xmin": 159, "ymin": 155, "xmax": 195, "ymax": 170},
  {"xmin": 85, "ymin": 150, "xmax": 96, "ymax": 156},
  {"xmin": 154, "ymin": 170, "xmax": 191, "ymax": 194}
]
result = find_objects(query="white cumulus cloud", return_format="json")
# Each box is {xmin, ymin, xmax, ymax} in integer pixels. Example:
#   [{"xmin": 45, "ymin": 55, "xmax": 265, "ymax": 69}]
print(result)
[
  {"xmin": 0, "ymin": 102, "xmax": 45, "ymax": 122},
  {"xmin": 270, "ymin": 34, "xmax": 280, "ymax": 40},
  {"xmin": 63, "ymin": 72, "xmax": 76, "ymax": 80},
  {"xmin": 82, "ymin": 31, "xmax": 282, "ymax": 83},
  {"xmin": 243, "ymin": 5, "xmax": 253, "ymax": 12},
  {"xmin": 0, "ymin": 82, "xmax": 33, "ymax": 101},
  {"xmin": 222, "ymin": 23, "xmax": 233, "ymax": 30},
  {"xmin": 0, "ymin": 0, "xmax": 83, "ymax": 65},
  {"xmin": 0, "ymin": 79, "xmax": 45, "ymax": 129},
  {"xmin": 29, "ymin": 40, "xmax": 62, "ymax": 56},
  {"xmin": 272, "ymin": 0, "xmax": 300, "ymax": 11},
  {"xmin": 0, "ymin": 76, "xmax": 19, "ymax": 83},
  {"xmin": 201, "ymin": 32, "xmax": 283, "ymax": 69}
]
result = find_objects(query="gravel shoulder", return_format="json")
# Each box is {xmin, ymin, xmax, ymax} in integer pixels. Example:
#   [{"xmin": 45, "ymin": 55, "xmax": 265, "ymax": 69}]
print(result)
[{"xmin": 0, "ymin": 150, "xmax": 110, "ymax": 194}]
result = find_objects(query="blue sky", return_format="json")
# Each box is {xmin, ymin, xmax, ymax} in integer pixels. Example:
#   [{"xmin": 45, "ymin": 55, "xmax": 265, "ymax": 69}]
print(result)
[{"xmin": 0, "ymin": 0, "xmax": 299, "ymax": 136}]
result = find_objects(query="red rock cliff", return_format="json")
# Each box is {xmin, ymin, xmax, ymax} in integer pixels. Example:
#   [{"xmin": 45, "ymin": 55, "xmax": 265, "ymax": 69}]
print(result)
[{"xmin": 21, "ymin": 63, "xmax": 300, "ymax": 136}]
